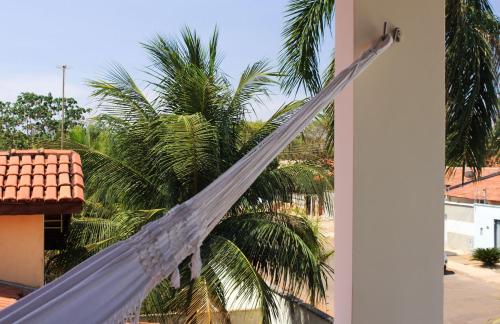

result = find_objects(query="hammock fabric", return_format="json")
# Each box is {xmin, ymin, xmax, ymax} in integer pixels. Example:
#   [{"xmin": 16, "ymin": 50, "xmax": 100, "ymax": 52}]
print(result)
[{"xmin": 0, "ymin": 33, "xmax": 394, "ymax": 324}]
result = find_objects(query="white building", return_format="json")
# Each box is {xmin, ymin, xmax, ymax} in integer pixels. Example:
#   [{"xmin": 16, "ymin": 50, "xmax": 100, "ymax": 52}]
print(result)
[{"xmin": 445, "ymin": 202, "xmax": 500, "ymax": 253}]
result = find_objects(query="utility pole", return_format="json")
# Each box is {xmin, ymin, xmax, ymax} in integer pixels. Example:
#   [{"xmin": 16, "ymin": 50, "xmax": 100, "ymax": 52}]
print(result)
[{"xmin": 60, "ymin": 65, "xmax": 67, "ymax": 149}]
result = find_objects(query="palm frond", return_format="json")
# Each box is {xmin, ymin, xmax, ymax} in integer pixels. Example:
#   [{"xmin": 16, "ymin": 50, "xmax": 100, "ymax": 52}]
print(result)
[
  {"xmin": 239, "ymin": 100, "xmax": 306, "ymax": 155},
  {"xmin": 280, "ymin": 0, "xmax": 335, "ymax": 95},
  {"xmin": 446, "ymin": 0, "xmax": 499, "ymax": 179},
  {"xmin": 203, "ymin": 235, "xmax": 278, "ymax": 324},
  {"xmin": 88, "ymin": 64, "xmax": 157, "ymax": 121},
  {"xmin": 230, "ymin": 60, "xmax": 278, "ymax": 116},
  {"xmin": 214, "ymin": 212, "xmax": 332, "ymax": 306},
  {"xmin": 148, "ymin": 114, "xmax": 220, "ymax": 196}
]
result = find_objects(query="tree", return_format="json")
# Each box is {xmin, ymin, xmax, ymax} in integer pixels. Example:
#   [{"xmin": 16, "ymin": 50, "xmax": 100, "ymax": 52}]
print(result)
[
  {"xmin": 49, "ymin": 28, "xmax": 333, "ymax": 323},
  {"xmin": 0, "ymin": 92, "xmax": 89, "ymax": 149},
  {"xmin": 280, "ymin": 0, "xmax": 499, "ymax": 179}
]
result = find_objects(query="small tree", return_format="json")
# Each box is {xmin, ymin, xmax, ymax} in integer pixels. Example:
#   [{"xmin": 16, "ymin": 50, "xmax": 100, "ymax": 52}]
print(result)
[
  {"xmin": 472, "ymin": 247, "xmax": 500, "ymax": 267},
  {"xmin": 0, "ymin": 92, "xmax": 89, "ymax": 149}
]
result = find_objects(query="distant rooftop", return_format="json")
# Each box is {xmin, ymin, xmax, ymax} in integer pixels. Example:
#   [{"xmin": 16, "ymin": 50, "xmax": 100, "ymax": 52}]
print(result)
[
  {"xmin": 0, "ymin": 149, "xmax": 84, "ymax": 215},
  {"xmin": 445, "ymin": 167, "xmax": 500, "ymax": 205}
]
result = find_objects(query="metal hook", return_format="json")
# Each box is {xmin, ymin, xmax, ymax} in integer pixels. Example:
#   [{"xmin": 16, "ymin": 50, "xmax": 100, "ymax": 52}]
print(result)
[{"xmin": 383, "ymin": 21, "xmax": 401, "ymax": 42}]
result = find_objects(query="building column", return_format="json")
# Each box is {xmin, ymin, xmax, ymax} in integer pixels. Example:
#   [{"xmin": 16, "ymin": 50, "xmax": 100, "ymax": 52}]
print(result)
[{"xmin": 334, "ymin": 0, "xmax": 445, "ymax": 323}]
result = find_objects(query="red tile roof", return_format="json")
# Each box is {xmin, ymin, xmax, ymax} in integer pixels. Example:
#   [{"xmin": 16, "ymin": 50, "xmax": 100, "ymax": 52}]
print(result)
[
  {"xmin": 445, "ymin": 167, "xmax": 500, "ymax": 204},
  {"xmin": 0, "ymin": 149, "xmax": 84, "ymax": 214}
]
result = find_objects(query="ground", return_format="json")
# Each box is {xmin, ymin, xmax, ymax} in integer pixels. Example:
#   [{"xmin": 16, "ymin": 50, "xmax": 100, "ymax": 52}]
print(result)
[
  {"xmin": 444, "ymin": 271, "xmax": 500, "ymax": 323},
  {"xmin": 318, "ymin": 219, "xmax": 500, "ymax": 323}
]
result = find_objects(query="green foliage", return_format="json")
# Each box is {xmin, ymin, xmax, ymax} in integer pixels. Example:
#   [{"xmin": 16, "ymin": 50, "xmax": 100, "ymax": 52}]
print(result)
[
  {"xmin": 49, "ymin": 28, "xmax": 333, "ymax": 323},
  {"xmin": 0, "ymin": 92, "xmax": 89, "ymax": 149},
  {"xmin": 280, "ymin": 0, "xmax": 500, "ymax": 175},
  {"xmin": 280, "ymin": 0, "xmax": 335, "ymax": 95},
  {"xmin": 472, "ymin": 247, "xmax": 500, "ymax": 267},
  {"xmin": 446, "ymin": 0, "xmax": 499, "ymax": 179},
  {"xmin": 281, "ymin": 118, "xmax": 330, "ymax": 162}
]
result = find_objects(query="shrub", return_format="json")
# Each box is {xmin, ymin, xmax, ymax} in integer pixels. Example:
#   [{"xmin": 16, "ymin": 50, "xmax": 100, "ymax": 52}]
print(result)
[{"xmin": 472, "ymin": 248, "xmax": 500, "ymax": 267}]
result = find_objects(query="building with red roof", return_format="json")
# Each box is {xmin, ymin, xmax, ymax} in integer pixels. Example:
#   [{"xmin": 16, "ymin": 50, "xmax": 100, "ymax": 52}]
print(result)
[
  {"xmin": 445, "ymin": 167, "xmax": 500, "ymax": 205},
  {"xmin": 0, "ymin": 149, "xmax": 84, "ymax": 291}
]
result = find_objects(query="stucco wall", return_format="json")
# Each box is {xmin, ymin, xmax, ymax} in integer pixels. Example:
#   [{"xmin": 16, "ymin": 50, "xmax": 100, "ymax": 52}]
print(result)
[
  {"xmin": 444, "ymin": 202, "xmax": 474, "ymax": 252},
  {"xmin": 0, "ymin": 215, "xmax": 44, "ymax": 287}
]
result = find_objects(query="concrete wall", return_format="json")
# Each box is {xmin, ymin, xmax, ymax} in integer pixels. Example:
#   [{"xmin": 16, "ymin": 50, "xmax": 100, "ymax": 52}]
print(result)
[
  {"xmin": 444, "ymin": 202, "xmax": 475, "ymax": 252},
  {"xmin": 335, "ymin": 0, "xmax": 445, "ymax": 323},
  {"xmin": 474, "ymin": 204, "xmax": 500, "ymax": 249},
  {"xmin": 0, "ymin": 215, "xmax": 44, "ymax": 287},
  {"xmin": 444, "ymin": 202, "xmax": 500, "ymax": 252}
]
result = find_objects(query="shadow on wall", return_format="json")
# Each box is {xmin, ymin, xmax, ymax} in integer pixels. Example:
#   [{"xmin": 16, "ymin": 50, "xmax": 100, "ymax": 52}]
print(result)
[{"xmin": 273, "ymin": 294, "xmax": 334, "ymax": 324}]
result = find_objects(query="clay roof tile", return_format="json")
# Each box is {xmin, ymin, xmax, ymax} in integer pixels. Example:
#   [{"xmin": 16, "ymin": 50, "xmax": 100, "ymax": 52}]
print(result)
[
  {"xmin": 31, "ymin": 186, "xmax": 44, "ymax": 201},
  {"xmin": 58, "ymin": 173, "xmax": 71, "ymax": 186},
  {"xmin": 45, "ymin": 164, "xmax": 57, "ymax": 175},
  {"xmin": 20, "ymin": 165, "xmax": 32, "ymax": 175},
  {"xmin": 73, "ymin": 185, "xmax": 85, "ymax": 201},
  {"xmin": 45, "ymin": 174, "xmax": 57, "ymax": 187},
  {"xmin": 0, "ymin": 150, "xmax": 84, "ymax": 210},
  {"xmin": 3, "ymin": 187, "xmax": 16, "ymax": 201},
  {"xmin": 33, "ymin": 164, "xmax": 45, "ymax": 175},
  {"xmin": 44, "ymin": 187, "xmax": 57, "ymax": 202},
  {"xmin": 6, "ymin": 165, "xmax": 19, "ymax": 176},
  {"xmin": 73, "ymin": 174, "xmax": 84, "ymax": 188},
  {"xmin": 33, "ymin": 155, "xmax": 45, "ymax": 165},
  {"xmin": 8, "ymin": 156, "xmax": 19, "ymax": 166},
  {"xmin": 17, "ymin": 187, "xmax": 30, "ymax": 201},
  {"xmin": 18, "ymin": 175, "xmax": 31, "ymax": 187},
  {"xmin": 32, "ymin": 175, "xmax": 44, "ymax": 186},
  {"xmin": 20, "ymin": 155, "xmax": 32, "ymax": 165},
  {"xmin": 46, "ymin": 154, "xmax": 57, "ymax": 165},
  {"xmin": 58, "ymin": 185, "xmax": 72, "ymax": 201},
  {"xmin": 59, "ymin": 155, "xmax": 70, "ymax": 164},
  {"xmin": 5, "ymin": 175, "xmax": 17, "ymax": 187},
  {"xmin": 58, "ymin": 164, "xmax": 69, "ymax": 173},
  {"xmin": 72, "ymin": 164, "xmax": 83, "ymax": 177},
  {"xmin": 71, "ymin": 152, "xmax": 82, "ymax": 166}
]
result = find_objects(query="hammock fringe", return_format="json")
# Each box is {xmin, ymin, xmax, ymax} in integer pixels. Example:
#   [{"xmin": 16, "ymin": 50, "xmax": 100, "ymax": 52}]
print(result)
[{"xmin": 170, "ymin": 267, "xmax": 181, "ymax": 289}]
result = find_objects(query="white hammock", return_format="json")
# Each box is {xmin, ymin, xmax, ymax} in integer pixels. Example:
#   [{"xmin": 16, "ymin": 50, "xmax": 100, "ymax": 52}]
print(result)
[{"xmin": 0, "ymin": 33, "xmax": 395, "ymax": 324}]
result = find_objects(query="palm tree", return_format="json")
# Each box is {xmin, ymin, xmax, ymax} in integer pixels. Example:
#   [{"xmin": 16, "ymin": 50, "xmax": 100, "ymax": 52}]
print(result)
[
  {"xmin": 48, "ymin": 28, "xmax": 333, "ymax": 323},
  {"xmin": 280, "ymin": 0, "xmax": 499, "ymax": 179}
]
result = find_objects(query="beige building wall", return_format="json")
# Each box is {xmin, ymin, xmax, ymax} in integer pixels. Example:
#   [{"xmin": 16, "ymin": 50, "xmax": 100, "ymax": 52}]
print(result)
[
  {"xmin": 335, "ymin": 0, "xmax": 445, "ymax": 323},
  {"xmin": 0, "ymin": 215, "xmax": 44, "ymax": 287}
]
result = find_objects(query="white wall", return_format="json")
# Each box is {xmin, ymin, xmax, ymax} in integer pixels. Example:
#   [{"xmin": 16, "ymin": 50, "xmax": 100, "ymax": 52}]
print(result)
[
  {"xmin": 444, "ymin": 202, "xmax": 475, "ymax": 252},
  {"xmin": 474, "ymin": 204, "xmax": 500, "ymax": 249}
]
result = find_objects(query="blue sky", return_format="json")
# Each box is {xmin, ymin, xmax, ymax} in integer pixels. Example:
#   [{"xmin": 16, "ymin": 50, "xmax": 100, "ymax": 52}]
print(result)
[{"xmin": 0, "ymin": 1, "xmax": 497, "ymax": 120}]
